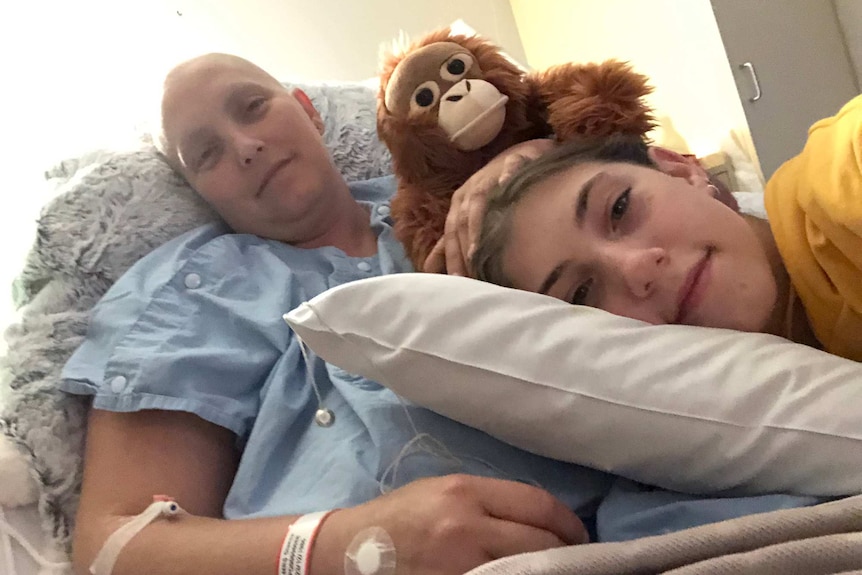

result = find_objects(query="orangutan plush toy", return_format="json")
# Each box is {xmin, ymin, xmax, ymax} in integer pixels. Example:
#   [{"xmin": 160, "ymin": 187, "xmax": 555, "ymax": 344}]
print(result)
[{"xmin": 377, "ymin": 28, "xmax": 656, "ymax": 271}]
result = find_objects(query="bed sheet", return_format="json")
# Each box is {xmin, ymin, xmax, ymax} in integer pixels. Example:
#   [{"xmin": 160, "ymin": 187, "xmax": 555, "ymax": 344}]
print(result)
[{"xmin": 0, "ymin": 503, "xmax": 47, "ymax": 575}]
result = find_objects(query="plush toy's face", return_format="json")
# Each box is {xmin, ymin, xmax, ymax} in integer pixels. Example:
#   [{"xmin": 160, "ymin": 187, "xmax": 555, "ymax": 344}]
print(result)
[
  {"xmin": 383, "ymin": 41, "xmax": 510, "ymax": 151},
  {"xmin": 378, "ymin": 32, "xmax": 535, "ymax": 186}
]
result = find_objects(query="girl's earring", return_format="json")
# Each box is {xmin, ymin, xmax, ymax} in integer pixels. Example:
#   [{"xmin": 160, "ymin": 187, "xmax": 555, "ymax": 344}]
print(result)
[{"xmin": 708, "ymin": 184, "xmax": 720, "ymax": 198}]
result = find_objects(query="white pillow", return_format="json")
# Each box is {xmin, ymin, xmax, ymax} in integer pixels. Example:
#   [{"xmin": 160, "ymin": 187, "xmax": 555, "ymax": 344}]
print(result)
[{"xmin": 284, "ymin": 273, "xmax": 862, "ymax": 497}]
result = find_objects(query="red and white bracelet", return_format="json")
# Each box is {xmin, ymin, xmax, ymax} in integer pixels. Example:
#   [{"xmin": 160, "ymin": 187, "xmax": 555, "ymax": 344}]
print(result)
[{"xmin": 277, "ymin": 510, "xmax": 336, "ymax": 575}]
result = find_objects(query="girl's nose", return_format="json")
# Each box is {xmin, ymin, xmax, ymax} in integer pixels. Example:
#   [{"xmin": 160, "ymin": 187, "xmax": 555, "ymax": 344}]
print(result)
[{"xmin": 616, "ymin": 246, "xmax": 667, "ymax": 298}]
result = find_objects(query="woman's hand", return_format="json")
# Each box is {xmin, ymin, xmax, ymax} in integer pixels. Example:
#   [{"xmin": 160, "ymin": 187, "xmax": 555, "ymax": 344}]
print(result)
[
  {"xmin": 424, "ymin": 139, "xmax": 556, "ymax": 276},
  {"xmin": 312, "ymin": 474, "xmax": 587, "ymax": 575}
]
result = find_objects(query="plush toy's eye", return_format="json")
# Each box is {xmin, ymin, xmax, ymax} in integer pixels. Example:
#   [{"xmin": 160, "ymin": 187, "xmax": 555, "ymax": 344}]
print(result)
[
  {"xmin": 409, "ymin": 81, "xmax": 440, "ymax": 113},
  {"xmin": 440, "ymin": 54, "xmax": 474, "ymax": 82},
  {"xmin": 416, "ymin": 88, "xmax": 434, "ymax": 107}
]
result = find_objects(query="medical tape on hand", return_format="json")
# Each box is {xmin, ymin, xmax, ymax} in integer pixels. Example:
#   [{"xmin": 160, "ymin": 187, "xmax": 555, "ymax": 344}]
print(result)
[
  {"xmin": 344, "ymin": 526, "xmax": 396, "ymax": 575},
  {"xmin": 277, "ymin": 510, "xmax": 335, "ymax": 575},
  {"xmin": 90, "ymin": 496, "xmax": 184, "ymax": 575}
]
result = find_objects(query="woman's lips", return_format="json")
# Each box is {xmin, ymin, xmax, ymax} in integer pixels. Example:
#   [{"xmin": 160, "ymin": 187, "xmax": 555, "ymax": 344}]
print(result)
[
  {"xmin": 257, "ymin": 156, "xmax": 293, "ymax": 197},
  {"xmin": 674, "ymin": 248, "xmax": 714, "ymax": 324}
]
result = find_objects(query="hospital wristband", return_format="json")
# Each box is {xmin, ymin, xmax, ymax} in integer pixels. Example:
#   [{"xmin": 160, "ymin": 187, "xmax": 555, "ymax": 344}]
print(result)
[{"xmin": 277, "ymin": 510, "xmax": 336, "ymax": 575}]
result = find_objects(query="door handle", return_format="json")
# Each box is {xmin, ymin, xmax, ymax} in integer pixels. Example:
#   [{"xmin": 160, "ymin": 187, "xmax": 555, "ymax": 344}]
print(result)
[{"xmin": 739, "ymin": 62, "xmax": 762, "ymax": 102}]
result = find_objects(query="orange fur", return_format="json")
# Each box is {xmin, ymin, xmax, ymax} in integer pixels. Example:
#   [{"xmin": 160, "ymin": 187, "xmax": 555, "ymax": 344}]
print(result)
[{"xmin": 377, "ymin": 29, "xmax": 655, "ymax": 270}]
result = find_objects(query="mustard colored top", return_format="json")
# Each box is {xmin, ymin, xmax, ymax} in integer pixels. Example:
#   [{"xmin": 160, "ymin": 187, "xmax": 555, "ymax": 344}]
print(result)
[{"xmin": 765, "ymin": 94, "xmax": 862, "ymax": 361}]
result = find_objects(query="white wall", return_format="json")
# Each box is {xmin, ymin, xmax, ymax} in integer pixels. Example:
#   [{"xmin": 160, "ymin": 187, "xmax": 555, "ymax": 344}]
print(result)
[
  {"xmin": 169, "ymin": 0, "xmax": 526, "ymax": 82},
  {"xmin": 834, "ymin": 0, "xmax": 862, "ymax": 87},
  {"xmin": 509, "ymin": 0, "xmax": 751, "ymax": 160},
  {"xmin": 1, "ymin": 0, "xmax": 524, "ymax": 332}
]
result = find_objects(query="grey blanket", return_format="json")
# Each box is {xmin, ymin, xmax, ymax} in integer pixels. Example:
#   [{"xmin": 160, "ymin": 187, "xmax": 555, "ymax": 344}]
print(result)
[
  {"xmin": 468, "ymin": 494, "xmax": 862, "ymax": 575},
  {"xmin": 0, "ymin": 81, "xmax": 391, "ymax": 552}
]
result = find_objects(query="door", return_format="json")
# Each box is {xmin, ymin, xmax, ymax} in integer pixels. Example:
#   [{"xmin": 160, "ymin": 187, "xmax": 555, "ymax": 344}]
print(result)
[{"xmin": 711, "ymin": 0, "xmax": 860, "ymax": 178}]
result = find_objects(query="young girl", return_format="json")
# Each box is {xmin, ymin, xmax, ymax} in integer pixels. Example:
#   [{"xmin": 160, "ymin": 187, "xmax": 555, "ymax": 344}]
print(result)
[{"xmin": 472, "ymin": 95, "xmax": 862, "ymax": 361}]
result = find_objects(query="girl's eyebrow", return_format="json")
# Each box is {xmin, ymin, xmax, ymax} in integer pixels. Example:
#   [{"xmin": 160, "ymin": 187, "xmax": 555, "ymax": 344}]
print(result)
[
  {"xmin": 538, "ymin": 261, "xmax": 565, "ymax": 295},
  {"xmin": 574, "ymin": 171, "xmax": 610, "ymax": 228}
]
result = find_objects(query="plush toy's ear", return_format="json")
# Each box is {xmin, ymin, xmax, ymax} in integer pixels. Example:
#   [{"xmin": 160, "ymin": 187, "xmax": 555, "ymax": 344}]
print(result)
[{"xmin": 530, "ymin": 60, "xmax": 656, "ymax": 140}]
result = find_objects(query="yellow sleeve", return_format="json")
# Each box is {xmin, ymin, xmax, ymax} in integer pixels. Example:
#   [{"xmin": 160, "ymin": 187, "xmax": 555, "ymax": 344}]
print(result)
[{"xmin": 764, "ymin": 94, "xmax": 862, "ymax": 361}]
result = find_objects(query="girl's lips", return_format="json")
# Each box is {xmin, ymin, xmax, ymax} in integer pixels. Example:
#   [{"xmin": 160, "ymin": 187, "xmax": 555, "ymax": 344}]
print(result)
[{"xmin": 674, "ymin": 248, "xmax": 713, "ymax": 324}]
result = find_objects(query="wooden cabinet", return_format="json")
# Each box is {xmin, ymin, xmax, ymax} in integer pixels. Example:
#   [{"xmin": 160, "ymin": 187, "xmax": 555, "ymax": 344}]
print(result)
[{"xmin": 710, "ymin": 0, "xmax": 860, "ymax": 178}]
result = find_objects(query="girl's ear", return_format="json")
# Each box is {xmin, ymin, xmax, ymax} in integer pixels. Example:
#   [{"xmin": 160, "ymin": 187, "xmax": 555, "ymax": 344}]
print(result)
[
  {"xmin": 647, "ymin": 146, "xmax": 709, "ymax": 184},
  {"xmin": 648, "ymin": 146, "xmax": 739, "ymax": 210},
  {"xmin": 292, "ymin": 88, "xmax": 325, "ymax": 135}
]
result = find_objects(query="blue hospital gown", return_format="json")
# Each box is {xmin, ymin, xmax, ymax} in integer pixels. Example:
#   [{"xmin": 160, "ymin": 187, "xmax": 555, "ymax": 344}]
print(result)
[{"xmin": 61, "ymin": 176, "xmax": 823, "ymax": 541}]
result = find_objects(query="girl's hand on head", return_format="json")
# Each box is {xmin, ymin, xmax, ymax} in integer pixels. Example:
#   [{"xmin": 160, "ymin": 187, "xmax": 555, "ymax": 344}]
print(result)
[
  {"xmin": 311, "ymin": 474, "xmax": 587, "ymax": 575},
  {"xmin": 424, "ymin": 139, "xmax": 555, "ymax": 276}
]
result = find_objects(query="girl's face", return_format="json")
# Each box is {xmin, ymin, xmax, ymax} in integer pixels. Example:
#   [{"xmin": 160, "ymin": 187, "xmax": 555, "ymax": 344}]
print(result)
[
  {"xmin": 160, "ymin": 55, "xmax": 340, "ymax": 242},
  {"xmin": 501, "ymin": 149, "xmax": 778, "ymax": 332}
]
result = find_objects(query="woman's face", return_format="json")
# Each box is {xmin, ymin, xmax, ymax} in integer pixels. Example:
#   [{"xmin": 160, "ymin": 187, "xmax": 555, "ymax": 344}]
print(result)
[
  {"xmin": 501, "ymin": 150, "xmax": 778, "ymax": 332},
  {"xmin": 160, "ymin": 55, "xmax": 340, "ymax": 241}
]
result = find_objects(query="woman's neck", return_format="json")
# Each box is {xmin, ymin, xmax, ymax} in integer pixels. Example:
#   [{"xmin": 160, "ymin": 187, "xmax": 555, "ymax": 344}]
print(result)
[
  {"xmin": 744, "ymin": 215, "xmax": 820, "ymax": 347},
  {"xmin": 295, "ymin": 193, "xmax": 379, "ymax": 257}
]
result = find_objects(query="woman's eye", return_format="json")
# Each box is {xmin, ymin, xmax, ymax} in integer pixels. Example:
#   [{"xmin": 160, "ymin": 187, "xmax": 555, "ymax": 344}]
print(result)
[
  {"xmin": 197, "ymin": 145, "xmax": 218, "ymax": 170},
  {"xmin": 611, "ymin": 188, "xmax": 631, "ymax": 224},
  {"xmin": 247, "ymin": 97, "xmax": 266, "ymax": 114},
  {"xmin": 569, "ymin": 278, "xmax": 593, "ymax": 305}
]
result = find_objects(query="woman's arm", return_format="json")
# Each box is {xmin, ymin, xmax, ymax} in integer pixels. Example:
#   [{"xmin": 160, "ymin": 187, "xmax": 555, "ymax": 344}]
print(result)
[
  {"xmin": 72, "ymin": 408, "xmax": 300, "ymax": 575},
  {"xmin": 72, "ymin": 408, "xmax": 587, "ymax": 575}
]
